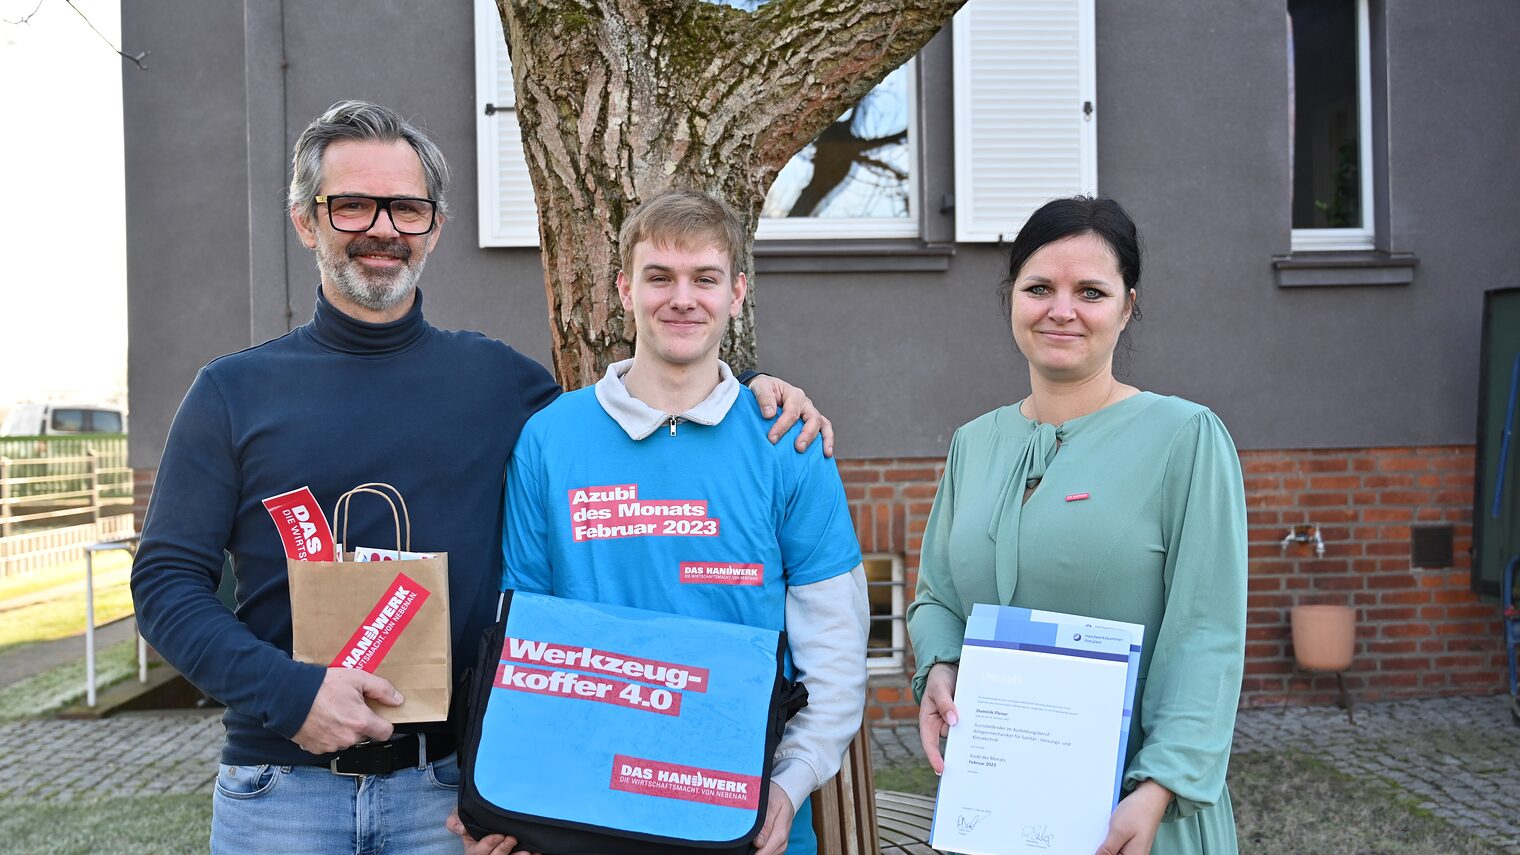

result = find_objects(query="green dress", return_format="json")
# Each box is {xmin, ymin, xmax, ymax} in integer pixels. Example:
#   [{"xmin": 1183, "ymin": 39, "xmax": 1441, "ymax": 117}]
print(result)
[{"xmin": 907, "ymin": 392, "xmax": 1247, "ymax": 853}]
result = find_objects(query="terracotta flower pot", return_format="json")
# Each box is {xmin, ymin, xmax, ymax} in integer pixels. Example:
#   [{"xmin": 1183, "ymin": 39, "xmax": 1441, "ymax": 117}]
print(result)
[{"xmin": 1291, "ymin": 605, "xmax": 1356, "ymax": 672}]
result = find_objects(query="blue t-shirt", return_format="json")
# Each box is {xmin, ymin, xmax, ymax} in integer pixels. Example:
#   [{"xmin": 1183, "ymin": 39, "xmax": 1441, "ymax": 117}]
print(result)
[{"xmin": 504, "ymin": 386, "xmax": 859, "ymax": 629}]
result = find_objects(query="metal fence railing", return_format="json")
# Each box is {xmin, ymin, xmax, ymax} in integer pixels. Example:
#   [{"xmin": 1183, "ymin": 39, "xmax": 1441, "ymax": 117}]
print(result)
[
  {"xmin": 0, "ymin": 435, "xmax": 132, "ymax": 539},
  {"xmin": 0, "ymin": 516, "xmax": 135, "ymax": 577},
  {"xmin": 0, "ymin": 434, "xmax": 133, "ymax": 576}
]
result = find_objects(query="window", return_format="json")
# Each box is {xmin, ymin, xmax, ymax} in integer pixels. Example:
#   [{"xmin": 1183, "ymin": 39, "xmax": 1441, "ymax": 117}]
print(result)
[
  {"xmin": 1288, "ymin": 0, "xmax": 1374, "ymax": 251},
  {"xmin": 864, "ymin": 553, "xmax": 907, "ymax": 673},
  {"xmin": 50, "ymin": 409, "xmax": 85, "ymax": 433},
  {"xmin": 1274, "ymin": 0, "xmax": 1417, "ymax": 286},
  {"xmin": 473, "ymin": 0, "xmax": 1096, "ymax": 249},
  {"xmin": 93, "ymin": 410, "xmax": 123, "ymax": 433},
  {"xmin": 755, "ymin": 65, "xmax": 919, "ymax": 241}
]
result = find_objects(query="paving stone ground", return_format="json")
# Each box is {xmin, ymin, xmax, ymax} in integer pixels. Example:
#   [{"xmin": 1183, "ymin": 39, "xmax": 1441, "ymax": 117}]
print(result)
[
  {"xmin": 870, "ymin": 693, "xmax": 1520, "ymax": 854},
  {"xmin": 0, "ymin": 709, "xmax": 220, "ymax": 803},
  {"xmin": 1231, "ymin": 693, "xmax": 1520, "ymax": 854},
  {"xmin": 1, "ymin": 694, "xmax": 1514, "ymax": 853}
]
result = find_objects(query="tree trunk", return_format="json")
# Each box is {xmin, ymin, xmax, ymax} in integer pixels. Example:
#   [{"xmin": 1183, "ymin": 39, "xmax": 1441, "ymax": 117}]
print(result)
[{"xmin": 498, "ymin": 0, "xmax": 967, "ymax": 389}]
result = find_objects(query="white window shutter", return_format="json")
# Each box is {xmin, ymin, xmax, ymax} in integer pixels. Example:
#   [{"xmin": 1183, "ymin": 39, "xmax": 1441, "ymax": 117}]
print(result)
[
  {"xmin": 474, "ymin": 1, "xmax": 539, "ymax": 247},
  {"xmin": 953, "ymin": 0, "xmax": 1096, "ymax": 243}
]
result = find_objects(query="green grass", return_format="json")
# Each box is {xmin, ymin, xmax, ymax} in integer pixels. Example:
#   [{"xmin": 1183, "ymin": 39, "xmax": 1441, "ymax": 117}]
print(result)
[
  {"xmin": 0, "ymin": 639, "xmax": 144, "ymax": 721},
  {"xmin": 874, "ymin": 759, "xmax": 940, "ymax": 796},
  {"xmin": 0, "ymin": 793, "xmax": 210, "ymax": 854},
  {"xmin": 0, "ymin": 552, "xmax": 132, "ymax": 601},
  {"xmin": 0, "ymin": 553, "xmax": 134, "ymax": 655}
]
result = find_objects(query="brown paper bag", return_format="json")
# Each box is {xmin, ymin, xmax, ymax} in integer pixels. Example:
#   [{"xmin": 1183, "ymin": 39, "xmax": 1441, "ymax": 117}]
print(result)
[{"xmin": 288, "ymin": 483, "xmax": 451, "ymax": 723}]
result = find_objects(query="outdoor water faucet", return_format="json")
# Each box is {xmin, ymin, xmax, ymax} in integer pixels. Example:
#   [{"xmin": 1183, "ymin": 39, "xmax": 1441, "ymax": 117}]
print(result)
[{"xmin": 1281, "ymin": 524, "xmax": 1326, "ymax": 558}]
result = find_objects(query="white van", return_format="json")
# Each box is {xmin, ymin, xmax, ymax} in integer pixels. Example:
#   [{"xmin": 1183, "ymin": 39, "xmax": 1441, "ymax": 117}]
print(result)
[{"xmin": 0, "ymin": 403, "xmax": 128, "ymax": 436}]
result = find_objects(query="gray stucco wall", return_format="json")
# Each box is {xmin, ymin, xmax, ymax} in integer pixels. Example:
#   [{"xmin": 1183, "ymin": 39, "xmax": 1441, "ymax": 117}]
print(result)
[
  {"xmin": 123, "ymin": 2, "xmax": 252, "ymax": 466},
  {"xmin": 124, "ymin": 1, "xmax": 1520, "ymax": 467}
]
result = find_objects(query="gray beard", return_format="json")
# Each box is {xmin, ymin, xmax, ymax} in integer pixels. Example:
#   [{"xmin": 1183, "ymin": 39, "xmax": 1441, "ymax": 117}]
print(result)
[{"xmin": 316, "ymin": 241, "xmax": 426, "ymax": 312}]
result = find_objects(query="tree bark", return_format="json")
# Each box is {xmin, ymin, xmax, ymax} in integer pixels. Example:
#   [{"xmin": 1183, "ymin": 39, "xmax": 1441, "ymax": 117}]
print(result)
[{"xmin": 498, "ymin": 0, "xmax": 967, "ymax": 389}]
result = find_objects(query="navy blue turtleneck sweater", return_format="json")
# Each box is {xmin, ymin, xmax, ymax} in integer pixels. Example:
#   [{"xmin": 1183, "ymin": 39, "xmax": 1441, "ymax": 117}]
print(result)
[{"xmin": 132, "ymin": 289, "xmax": 560, "ymax": 766}]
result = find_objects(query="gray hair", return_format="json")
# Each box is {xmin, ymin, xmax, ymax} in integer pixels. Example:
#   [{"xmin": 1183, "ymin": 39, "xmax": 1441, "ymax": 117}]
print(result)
[{"xmin": 288, "ymin": 100, "xmax": 450, "ymax": 221}]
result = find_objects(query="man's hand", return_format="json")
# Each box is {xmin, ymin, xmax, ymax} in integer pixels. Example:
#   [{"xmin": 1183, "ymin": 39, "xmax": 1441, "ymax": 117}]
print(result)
[
  {"xmin": 917, "ymin": 662, "xmax": 959, "ymax": 775},
  {"xmin": 752, "ymin": 781, "xmax": 795, "ymax": 855},
  {"xmin": 747, "ymin": 374, "xmax": 834, "ymax": 457},
  {"xmin": 446, "ymin": 808, "xmax": 539, "ymax": 855},
  {"xmin": 1094, "ymin": 780, "xmax": 1172, "ymax": 855},
  {"xmin": 291, "ymin": 668, "xmax": 402, "ymax": 755}
]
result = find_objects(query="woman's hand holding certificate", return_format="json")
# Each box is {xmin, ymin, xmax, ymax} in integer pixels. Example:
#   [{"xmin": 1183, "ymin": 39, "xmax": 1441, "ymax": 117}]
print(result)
[{"xmin": 928, "ymin": 605, "xmax": 1143, "ymax": 855}]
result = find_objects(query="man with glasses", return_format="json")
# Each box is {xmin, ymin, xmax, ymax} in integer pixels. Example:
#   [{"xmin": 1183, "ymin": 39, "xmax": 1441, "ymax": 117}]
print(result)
[{"xmin": 131, "ymin": 100, "xmax": 828, "ymax": 855}]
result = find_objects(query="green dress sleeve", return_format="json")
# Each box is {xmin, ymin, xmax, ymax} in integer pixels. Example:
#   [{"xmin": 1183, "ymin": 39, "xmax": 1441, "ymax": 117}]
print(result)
[
  {"xmin": 907, "ymin": 428, "xmax": 970, "ymax": 703},
  {"xmin": 1122, "ymin": 411, "xmax": 1248, "ymax": 819}
]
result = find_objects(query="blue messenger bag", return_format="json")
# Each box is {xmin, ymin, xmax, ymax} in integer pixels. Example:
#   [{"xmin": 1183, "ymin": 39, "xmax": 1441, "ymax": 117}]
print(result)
[{"xmin": 457, "ymin": 591, "xmax": 807, "ymax": 854}]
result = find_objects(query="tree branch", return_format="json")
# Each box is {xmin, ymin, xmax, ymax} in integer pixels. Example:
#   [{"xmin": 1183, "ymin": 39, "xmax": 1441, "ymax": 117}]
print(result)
[
  {"xmin": 64, "ymin": 0, "xmax": 149, "ymax": 69},
  {"xmin": 856, "ymin": 154, "xmax": 908, "ymax": 181},
  {"xmin": 743, "ymin": 0, "xmax": 965, "ymax": 168},
  {"xmin": 3, "ymin": 0, "xmax": 44, "ymax": 25}
]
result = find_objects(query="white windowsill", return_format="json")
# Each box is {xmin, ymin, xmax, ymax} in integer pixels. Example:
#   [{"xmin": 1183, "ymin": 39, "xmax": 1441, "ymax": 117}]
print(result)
[
  {"xmin": 756, "ymin": 218, "xmax": 920, "ymax": 241},
  {"xmin": 1291, "ymin": 229, "xmax": 1376, "ymax": 252}
]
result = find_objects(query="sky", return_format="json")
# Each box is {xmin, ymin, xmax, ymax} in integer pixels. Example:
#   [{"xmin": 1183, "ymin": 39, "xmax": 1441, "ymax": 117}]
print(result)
[{"xmin": 0, "ymin": 0, "xmax": 128, "ymax": 410}]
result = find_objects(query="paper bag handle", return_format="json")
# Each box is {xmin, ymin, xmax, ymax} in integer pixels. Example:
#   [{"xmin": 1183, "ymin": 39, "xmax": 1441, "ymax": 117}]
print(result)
[
  {"xmin": 345, "ymin": 482, "xmax": 413, "ymax": 540},
  {"xmin": 331, "ymin": 482, "xmax": 411, "ymax": 554}
]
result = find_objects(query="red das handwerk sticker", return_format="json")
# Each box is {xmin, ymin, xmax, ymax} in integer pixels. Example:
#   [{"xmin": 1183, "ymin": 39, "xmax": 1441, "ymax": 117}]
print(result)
[
  {"xmin": 330, "ymin": 572, "xmax": 429, "ymax": 672},
  {"xmin": 568, "ymin": 483, "xmax": 719, "ymax": 542},
  {"xmin": 262, "ymin": 486, "xmax": 335, "ymax": 562},
  {"xmin": 610, "ymin": 754, "xmax": 762, "ymax": 810},
  {"xmin": 680, "ymin": 562, "xmax": 763, "ymax": 586}
]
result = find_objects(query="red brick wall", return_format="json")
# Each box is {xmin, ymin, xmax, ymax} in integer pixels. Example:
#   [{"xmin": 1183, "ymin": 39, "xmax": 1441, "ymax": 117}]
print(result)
[
  {"xmin": 134, "ymin": 446, "xmax": 1503, "ymax": 720},
  {"xmin": 1240, "ymin": 445, "xmax": 1503, "ymax": 706},
  {"xmin": 840, "ymin": 458, "xmax": 945, "ymax": 725},
  {"xmin": 132, "ymin": 466, "xmax": 156, "ymax": 531},
  {"xmin": 842, "ymin": 445, "xmax": 1504, "ymax": 722}
]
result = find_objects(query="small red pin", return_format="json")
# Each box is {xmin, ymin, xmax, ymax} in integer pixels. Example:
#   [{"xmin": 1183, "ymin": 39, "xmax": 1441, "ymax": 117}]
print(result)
[{"xmin": 1065, "ymin": 492, "xmax": 1090, "ymax": 502}]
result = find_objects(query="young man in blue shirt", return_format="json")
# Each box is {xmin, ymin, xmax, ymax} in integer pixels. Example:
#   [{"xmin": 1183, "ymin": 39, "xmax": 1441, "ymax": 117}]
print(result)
[{"xmin": 487, "ymin": 190, "xmax": 868, "ymax": 855}]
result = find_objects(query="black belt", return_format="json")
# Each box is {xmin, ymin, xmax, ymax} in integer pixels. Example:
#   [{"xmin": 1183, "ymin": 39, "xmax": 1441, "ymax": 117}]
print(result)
[{"xmin": 322, "ymin": 732, "xmax": 456, "ymax": 777}]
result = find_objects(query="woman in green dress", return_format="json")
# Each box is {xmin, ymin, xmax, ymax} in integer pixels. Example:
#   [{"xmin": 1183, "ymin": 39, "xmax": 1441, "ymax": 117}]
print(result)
[{"xmin": 907, "ymin": 197, "xmax": 1247, "ymax": 854}]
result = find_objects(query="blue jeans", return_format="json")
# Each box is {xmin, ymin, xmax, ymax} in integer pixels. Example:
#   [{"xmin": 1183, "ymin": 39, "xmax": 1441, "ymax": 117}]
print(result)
[{"xmin": 211, "ymin": 747, "xmax": 460, "ymax": 855}]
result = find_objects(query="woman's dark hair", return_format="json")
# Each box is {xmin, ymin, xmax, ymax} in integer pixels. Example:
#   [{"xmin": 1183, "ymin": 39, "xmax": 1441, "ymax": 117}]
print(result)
[{"xmin": 998, "ymin": 196, "xmax": 1144, "ymax": 323}]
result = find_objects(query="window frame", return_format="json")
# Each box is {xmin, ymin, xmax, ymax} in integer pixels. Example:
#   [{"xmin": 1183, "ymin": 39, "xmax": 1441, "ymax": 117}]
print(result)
[
  {"xmin": 1290, "ymin": 0, "xmax": 1375, "ymax": 252},
  {"xmin": 863, "ymin": 552, "xmax": 908, "ymax": 674}
]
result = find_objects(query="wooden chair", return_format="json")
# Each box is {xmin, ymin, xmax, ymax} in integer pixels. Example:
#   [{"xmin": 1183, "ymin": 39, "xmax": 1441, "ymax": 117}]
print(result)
[
  {"xmin": 873, "ymin": 791, "xmax": 937, "ymax": 854},
  {"xmin": 812, "ymin": 724, "xmax": 935, "ymax": 854}
]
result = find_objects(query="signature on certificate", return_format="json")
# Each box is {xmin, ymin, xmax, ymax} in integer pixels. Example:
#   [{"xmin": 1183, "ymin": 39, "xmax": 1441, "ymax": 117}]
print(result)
[
  {"xmin": 1022, "ymin": 825, "xmax": 1055, "ymax": 848},
  {"xmin": 955, "ymin": 812, "xmax": 987, "ymax": 833}
]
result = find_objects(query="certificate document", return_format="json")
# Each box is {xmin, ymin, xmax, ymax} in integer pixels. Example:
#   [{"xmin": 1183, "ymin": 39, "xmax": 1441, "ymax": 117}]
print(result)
[{"xmin": 930, "ymin": 605, "xmax": 1143, "ymax": 855}]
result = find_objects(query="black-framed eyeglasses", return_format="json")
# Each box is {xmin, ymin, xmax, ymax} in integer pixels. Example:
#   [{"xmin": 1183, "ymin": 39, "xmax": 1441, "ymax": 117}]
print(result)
[{"xmin": 314, "ymin": 194, "xmax": 439, "ymax": 235}]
